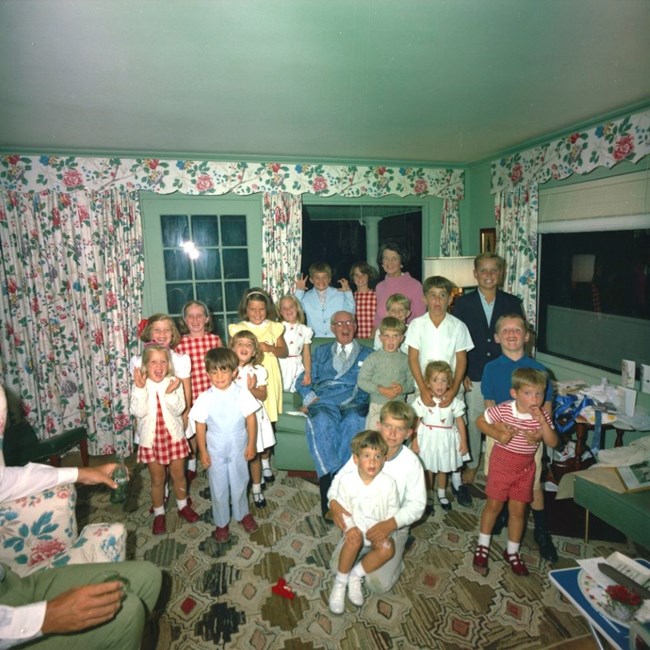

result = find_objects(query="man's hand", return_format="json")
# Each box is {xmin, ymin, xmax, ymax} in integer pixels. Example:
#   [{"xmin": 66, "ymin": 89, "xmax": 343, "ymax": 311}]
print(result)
[
  {"xmin": 365, "ymin": 518, "xmax": 397, "ymax": 545},
  {"xmin": 419, "ymin": 386, "xmax": 435, "ymax": 407},
  {"xmin": 41, "ymin": 581, "xmax": 124, "ymax": 635},
  {"xmin": 76, "ymin": 464, "xmax": 119, "ymax": 489},
  {"xmin": 463, "ymin": 376, "xmax": 473, "ymax": 392}
]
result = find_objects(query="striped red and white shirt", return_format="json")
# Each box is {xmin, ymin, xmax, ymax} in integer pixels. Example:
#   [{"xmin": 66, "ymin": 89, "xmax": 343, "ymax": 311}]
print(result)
[
  {"xmin": 176, "ymin": 333, "xmax": 223, "ymax": 400},
  {"xmin": 484, "ymin": 401, "xmax": 553, "ymax": 456}
]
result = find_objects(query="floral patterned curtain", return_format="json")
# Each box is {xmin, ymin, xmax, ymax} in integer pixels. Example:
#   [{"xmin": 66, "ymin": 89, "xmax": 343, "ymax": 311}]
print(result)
[
  {"xmin": 495, "ymin": 184, "xmax": 539, "ymax": 325},
  {"xmin": 440, "ymin": 198, "xmax": 461, "ymax": 256},
  {"xmin": 0, "ymin": 188, "xmax": 143, "ymax": 456},
  {"xmin": 261, "ymin": 192, "xmax": 303, "ymax": 302},
  {"xmin": 491, "ymin": 109, "xmax": 650, "ymax": 322}
]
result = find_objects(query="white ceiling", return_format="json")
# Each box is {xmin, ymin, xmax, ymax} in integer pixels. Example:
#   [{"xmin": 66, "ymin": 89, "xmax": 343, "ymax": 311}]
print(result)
[{"xmin": 1, "ymin": 0, "xmax": 649, "ymax": 165}]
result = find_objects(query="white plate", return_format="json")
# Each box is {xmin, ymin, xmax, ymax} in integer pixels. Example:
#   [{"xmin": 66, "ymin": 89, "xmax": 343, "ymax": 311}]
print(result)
[{"xmin": 578, "ymin": 570, "xmax": 631, "ymax": 628}]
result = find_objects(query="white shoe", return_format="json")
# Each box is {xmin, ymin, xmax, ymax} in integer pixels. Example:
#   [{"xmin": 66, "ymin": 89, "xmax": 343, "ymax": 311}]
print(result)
[
  {"xmin": 347, "ymin": 575, "xmax": 364, "ymax": 607},
  {"xmin": 329, "ymin": 580, "xmax": 347, "ymax": 614}
]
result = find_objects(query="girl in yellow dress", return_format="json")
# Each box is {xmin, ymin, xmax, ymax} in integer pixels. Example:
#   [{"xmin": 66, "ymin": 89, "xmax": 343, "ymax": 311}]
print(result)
[{"xmin": 228, "ymin": 287, "xmax": 288, "ymax": 484}]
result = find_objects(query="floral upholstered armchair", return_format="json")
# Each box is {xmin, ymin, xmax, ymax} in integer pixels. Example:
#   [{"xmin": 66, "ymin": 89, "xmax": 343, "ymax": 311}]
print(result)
[{"xmin": 0, "ymin": 386, "xmax": 126, "ymax": 576}]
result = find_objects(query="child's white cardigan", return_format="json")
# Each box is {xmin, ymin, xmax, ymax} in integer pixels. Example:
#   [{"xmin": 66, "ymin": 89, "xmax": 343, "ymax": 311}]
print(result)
[{"xmin": 130, "ymin": 377, "xmax": 186, "ymax": 448}]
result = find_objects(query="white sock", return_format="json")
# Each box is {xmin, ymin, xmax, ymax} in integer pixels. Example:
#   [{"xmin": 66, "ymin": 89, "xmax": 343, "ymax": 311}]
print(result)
[
  {"xmin": 262, "ymin": 458, "xmax": 271, "ymax": 470},
  {"xmin": 252, "ymin": 483, "xmax": 262, "ymax": 494},
  {"xmin": 451, "ymin": 471, "xmax": 462, "ymax": 490},
  {"xmin": 335, "ymin": 571, "xmax": 349, "ymax": 585},
  {"xmin": 153, "ymin": 505, "xmax": 165, "ymax": 516},
  {"xmin": 437, "ymin": 488, "xmax": 449, "ymax": 503},
  {"xmin": 507, "ymin": 540, "xmax": 520, "ymax": 555},
  {"xmin": 187, "ymin": 458, "xmax": 197, "ymax": 472},
  {"xmin": 176, "ymin": 498, "xmax": 187, "ymax": 510},
  {"xmin": 478, "ymin": 532, "xmax": 491, "ymax": 547},
  {"xmin": 350, "ymin": 563, "xmax": 367, "ymax": 579}
]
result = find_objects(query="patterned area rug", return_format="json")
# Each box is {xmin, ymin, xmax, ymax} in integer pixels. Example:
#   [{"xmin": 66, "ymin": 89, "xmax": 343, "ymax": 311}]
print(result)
[{"xmin": 76, "ymin": 464, "xmax": 648, "ymax": 649}]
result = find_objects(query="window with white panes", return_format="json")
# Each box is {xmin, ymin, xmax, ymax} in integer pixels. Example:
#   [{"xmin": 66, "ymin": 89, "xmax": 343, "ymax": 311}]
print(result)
[{"xmin": 141, "ymin": 194, "xmax": 262, "ymax": 341}]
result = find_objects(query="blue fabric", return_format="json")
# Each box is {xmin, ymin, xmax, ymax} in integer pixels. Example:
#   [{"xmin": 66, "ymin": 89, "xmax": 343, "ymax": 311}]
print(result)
[
  {"xmin": 296, "ymin": 341, "xmax": 371, "ymax": 477},
  {"xmin": 482, "ymin": 354, "xmax": 553, "ymax": 404},
  {"xmin": 453, "ymin": 289, "xmax": 524, "ymax": 381},
  {"xmin": 294, "ymin": 287, "xmax": 356, "ymax": 337}
]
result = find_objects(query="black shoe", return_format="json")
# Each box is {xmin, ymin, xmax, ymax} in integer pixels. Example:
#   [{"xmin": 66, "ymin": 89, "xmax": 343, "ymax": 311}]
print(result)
[
  {"xmin": 535, "ymin": 529, "xmax": 559, "ymax": 563},
  {"xmin": 452, "ymin": 484, "xmax": 473, "ymax": 508},
  {"xmin": 437, "ymin": 497, "xmax": 452, "ymax": 512},
  {"xmin": 404, "ymin": 535, "xmax": 416, "ymax": 554},
  {"xmin": 319, "ymin": 473, "xmax": 332, "ymax": 518},
  {"xmin": 262, "ymin": 469, "xmax": 275, "ymax": 484},
  {"xmin": 253, "ymin": 492, "xmax": 267, "ymax": 508}
]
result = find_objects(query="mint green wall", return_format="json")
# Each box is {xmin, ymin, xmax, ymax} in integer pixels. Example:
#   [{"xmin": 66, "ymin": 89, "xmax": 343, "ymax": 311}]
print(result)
[{"xmin": 461, "ymin": 160, "xmax": 493, "ymax": 256}]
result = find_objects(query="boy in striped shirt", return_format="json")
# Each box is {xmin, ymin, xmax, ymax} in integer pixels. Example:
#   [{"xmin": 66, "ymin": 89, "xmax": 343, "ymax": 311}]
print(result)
[{"xmin": 472, "ymin": 367, "xmax": 558, "ymax": 577}]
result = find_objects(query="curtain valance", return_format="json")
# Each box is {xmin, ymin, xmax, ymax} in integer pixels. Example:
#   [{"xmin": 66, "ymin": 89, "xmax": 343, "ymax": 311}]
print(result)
[
  {"xmin": 0, "ymin": 156, "xmax": 464, "ymax": 200},
  {"xmin": 491, "ymin": 109, "xmax": 650, "ymax": 193}
]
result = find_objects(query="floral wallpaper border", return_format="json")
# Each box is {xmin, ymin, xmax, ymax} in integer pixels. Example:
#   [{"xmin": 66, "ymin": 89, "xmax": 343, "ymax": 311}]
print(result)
[
  {"xmin": 0, "ymin": 156, "xmax": 464, "ymax": 200},
  {"xmin": 491, "ymin": 109, "xmax": 650, "ymax": 192}
]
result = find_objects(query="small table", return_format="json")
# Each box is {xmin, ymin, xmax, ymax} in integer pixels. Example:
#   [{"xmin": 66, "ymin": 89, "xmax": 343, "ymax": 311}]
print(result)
[
  {"xmin": 549, "ymin": 560, "xmax": 649, "ymax": 650},
  {"xmin": 572, "ymin": 416, "xmax": 628, "ymax": 472}
]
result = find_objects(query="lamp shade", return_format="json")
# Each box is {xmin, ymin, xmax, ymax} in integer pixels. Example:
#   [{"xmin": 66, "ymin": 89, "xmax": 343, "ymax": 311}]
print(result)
[{"xmin": 423, "ymin": 256, "xmax": 477, "ymax": 289}]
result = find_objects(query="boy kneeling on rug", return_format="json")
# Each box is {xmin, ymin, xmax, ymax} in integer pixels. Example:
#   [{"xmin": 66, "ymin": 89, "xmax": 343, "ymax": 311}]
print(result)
[{"xmin": 328, "ymin": 402, "xmax": 426, "ymax": 612}]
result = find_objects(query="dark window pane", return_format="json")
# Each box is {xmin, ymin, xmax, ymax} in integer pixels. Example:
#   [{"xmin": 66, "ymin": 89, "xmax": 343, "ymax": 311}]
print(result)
[
  {"xmin": 223, "ymin": 249, "xmax": 249, "ymax": 279},
  {"xmin": 212, "ymin": 315, "xmax": 226, "ymax": 341},
  {"xmin": 225, "ymin": 313, "xmax": 240, "ymax": 339},
  {"xmin": 196, "ymin": 283, "xmax": 224, "ymax": 313},
  {"xmin": 161, "ymin": 214, "xmax": 189, "ymax": 248},
  {"xmin": 192, "ymin": 215, "xmax": 220, "ymax": 247},
  {"xmin": 166, "ymin": 284, "xmax": 193, "ymax": 314},
  {"xmin": 194, "ymin": 249, "xmax": 221, "ymax": 280},
  {"xmin": 164, "ymin": 250, "xmax": 192, "ymax": 281},
  {"xmin": 221, "ymin": 215, "xmax": 247, "ymax": 246},
  {"xmin": 225, "ymin": 282, "xmax": 248, "ymax": 311}
]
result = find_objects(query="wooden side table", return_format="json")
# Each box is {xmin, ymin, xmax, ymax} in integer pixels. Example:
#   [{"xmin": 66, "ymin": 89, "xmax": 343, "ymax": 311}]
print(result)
[{"xmin": 572, "ymin": 417, "xmax": 628, "ymax": 472}]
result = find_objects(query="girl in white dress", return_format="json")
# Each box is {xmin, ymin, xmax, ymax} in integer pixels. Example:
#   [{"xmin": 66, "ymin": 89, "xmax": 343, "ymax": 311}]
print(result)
[
  {"xmin": 412, "ymin": 361, "xmax": 468, "ymax": 512},
  {"xmin": 277, "ymin": 294, "xmax": 313, "ymax": 392},
  {"xmin": 230, "ymin": 330, "xmax": 276, "ymax": 509}
]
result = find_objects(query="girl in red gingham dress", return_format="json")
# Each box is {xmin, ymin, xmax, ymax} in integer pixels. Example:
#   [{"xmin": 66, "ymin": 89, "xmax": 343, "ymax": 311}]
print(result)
[
  {"xmin": 130, "ymin": 344, "xmax": 200, "ymax": 534},
  {"xmin": 176, "ymin": 300, "xmax": 223, "ymax": 482},
  {"xmin": 472, "ymin": 368, "xmax": 558, "ymax": 577},
  {"xmin": 349, "ymin": 261, "xmax": 379, "ymax": 339}
]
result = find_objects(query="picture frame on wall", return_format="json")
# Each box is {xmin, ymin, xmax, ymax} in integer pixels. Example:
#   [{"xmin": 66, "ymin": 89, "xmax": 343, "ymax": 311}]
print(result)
[{"xmin": 480, "ymin": 228, "xmax": 496, "ymax": 253}]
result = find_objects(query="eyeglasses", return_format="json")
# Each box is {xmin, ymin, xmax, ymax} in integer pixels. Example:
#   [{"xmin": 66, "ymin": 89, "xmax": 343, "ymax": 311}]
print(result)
[{"xmin": 332, "ymin": 320, "xmax": 354, "ymax": 327}]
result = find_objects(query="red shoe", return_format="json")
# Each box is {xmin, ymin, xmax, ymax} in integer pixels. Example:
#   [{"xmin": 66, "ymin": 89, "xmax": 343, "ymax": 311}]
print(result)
[
  {"xmin": 178, "ymin": 505, "xmax": 199, "ymax": 523},
  {"xmin": 473, "ymin": 544, "xmax": 489, "ymax": 576},
  {"xmin": 239, "ymin": 513, "xmax": 259, "ymax": 533},
  {"xmin": 213, "ymin": 525, "xmax": 230, "ymax": 543},
  {"xmin": 503, "ymin": 550, "xmax": 529, "ymax": 576},
  {"xmin": 152, "ymin": 514, "xmax": 166, "ymax": 535}
]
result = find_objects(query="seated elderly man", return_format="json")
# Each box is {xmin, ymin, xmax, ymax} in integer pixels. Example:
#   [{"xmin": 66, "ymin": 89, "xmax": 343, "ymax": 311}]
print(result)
[{"xmin": 295, "ymin": 311, "xmax": 372, "ymax": 517}]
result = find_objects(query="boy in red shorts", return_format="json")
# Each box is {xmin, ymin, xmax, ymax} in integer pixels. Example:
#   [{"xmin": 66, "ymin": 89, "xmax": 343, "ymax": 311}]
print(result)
[{"xmin": 472, "ymin": 368, "xmax": 558, "ymax": 577}]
